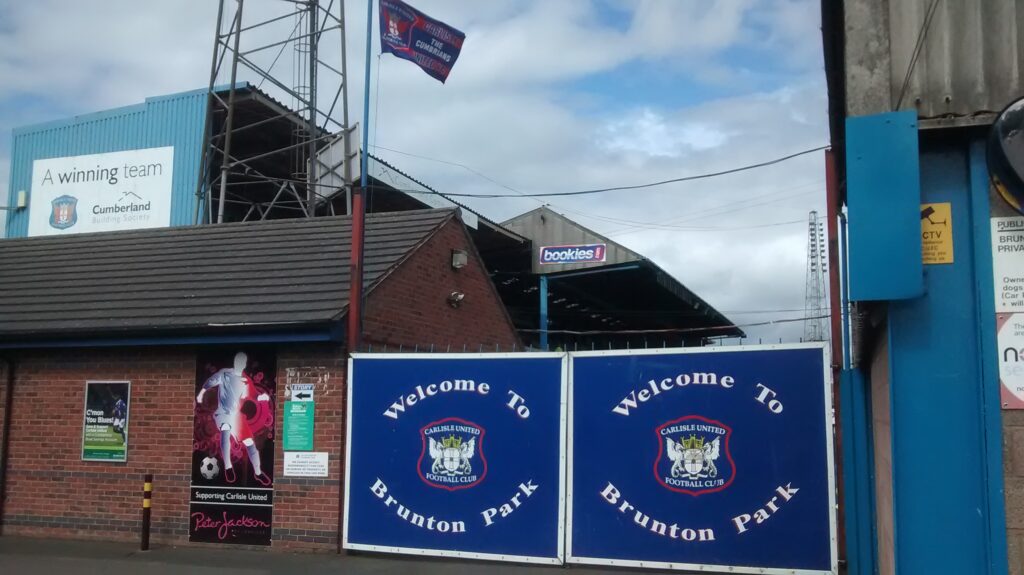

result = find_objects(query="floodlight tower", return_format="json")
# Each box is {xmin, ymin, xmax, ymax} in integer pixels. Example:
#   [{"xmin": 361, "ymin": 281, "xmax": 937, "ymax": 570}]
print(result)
[
  {"xmin": 196, "ymin": 0, "xmax": 356, "ymax": 224},
  {"xmin": 803, "ymin": 210, "xmax": 829, "ymax": 342}
]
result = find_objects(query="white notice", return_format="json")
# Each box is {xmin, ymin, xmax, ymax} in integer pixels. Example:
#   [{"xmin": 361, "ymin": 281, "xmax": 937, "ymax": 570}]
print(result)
[
  {"xmin": 992, "ymin": 217, "xmax": 1024, "ymax": 312},
  {"xmin": 28, "ymin": 147, "xmax": 174, "ymax": 236},
  {"xmin": 284, "ymin": 451, "xmax": 329, "ymax": 477}
]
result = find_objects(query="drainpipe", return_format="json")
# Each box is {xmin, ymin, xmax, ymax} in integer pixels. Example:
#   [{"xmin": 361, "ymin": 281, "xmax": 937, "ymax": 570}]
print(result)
[{"xmin": 0, "ymin": 358, "xmax": 15, "ymax": 533}]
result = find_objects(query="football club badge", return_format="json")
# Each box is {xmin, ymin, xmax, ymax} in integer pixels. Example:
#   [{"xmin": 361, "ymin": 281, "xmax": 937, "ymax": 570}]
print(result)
[
  {"xmin": 418, "ymin": 417, "xmax": 487, "ymax": 491},
  {"xmin": 49, "ymin": 195, "xmax": 78, "ymax": 230},
  {"xmin": 654, "ymin": 415, "xmax": 735, "ymax": 496}
]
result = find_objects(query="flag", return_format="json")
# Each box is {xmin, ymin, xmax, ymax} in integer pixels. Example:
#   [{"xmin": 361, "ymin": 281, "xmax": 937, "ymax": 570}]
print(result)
[{"xmin": 379, "ymin": 0, "xmax": 466, "ymax": 83}]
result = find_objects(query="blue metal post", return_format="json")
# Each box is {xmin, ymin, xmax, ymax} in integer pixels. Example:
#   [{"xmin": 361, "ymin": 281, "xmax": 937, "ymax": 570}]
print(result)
[
  {"xmin": 539, "ymin": 275, "xmax": 549, "ymax": 350},
  {"xmin": 968, "ymin": 138, "xmax": 1010, "ymax": 575},
  {"xmin": 840, "ymin": 213, "xmax": 851, "ymax": 369}
]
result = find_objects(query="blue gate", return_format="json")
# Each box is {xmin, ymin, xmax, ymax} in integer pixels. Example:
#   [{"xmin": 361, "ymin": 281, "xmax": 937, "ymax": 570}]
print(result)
[
  {"xmin": 568, "ymin": 345, "xmax": 836, "ymax": 573},
  {"xmin": 344, "ymin": 353, "xmax": 567, "ymax": 563}
]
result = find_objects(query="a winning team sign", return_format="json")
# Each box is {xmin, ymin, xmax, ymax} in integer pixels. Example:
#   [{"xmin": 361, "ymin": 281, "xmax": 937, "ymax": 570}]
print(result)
[
  {"xmin": 345, "ymin": 353, "xmax": 567, "ymax": 563},
  {"xmin": 569, "ymin": 345, "xmax": 836, "ymax": 574},
  {"xmin": 81, "ymin": 381, "xmax": 130, "ymax": 462},
  {"xmin": 28, "ymin": 147, "xmax": 174, "ymax": 236}
]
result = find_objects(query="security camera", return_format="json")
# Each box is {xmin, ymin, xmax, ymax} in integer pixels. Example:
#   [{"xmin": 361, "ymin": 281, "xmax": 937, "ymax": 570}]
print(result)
[{"xmin": 447, "ymin": 291, "xmax": 465, "ymax": 308}]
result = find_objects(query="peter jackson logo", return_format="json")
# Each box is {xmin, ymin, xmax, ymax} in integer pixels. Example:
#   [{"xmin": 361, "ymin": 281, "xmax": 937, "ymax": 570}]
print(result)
[{"xmin": 190, "ymin": 511, "xmax": 270, "ymax": 541}]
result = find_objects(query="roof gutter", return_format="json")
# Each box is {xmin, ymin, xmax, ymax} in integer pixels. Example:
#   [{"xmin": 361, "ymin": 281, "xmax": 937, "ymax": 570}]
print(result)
[{"xmin": 0, "ymin": 327, "xmax": 338, "ymax": 350}]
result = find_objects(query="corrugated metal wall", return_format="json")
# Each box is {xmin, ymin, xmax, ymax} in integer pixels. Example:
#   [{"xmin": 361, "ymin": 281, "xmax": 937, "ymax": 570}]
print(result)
[
  {"xmin": 5, "ymin": 88, "xmax": 208, "ymax": 237},
  {"xmin": 845, "ymin": 0, "xmax": 1024, "ymax": 123}
]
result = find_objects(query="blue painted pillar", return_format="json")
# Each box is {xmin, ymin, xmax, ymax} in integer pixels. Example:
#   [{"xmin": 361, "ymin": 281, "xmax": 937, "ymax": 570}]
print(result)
[
  {"xmin": 886, "ymin": 137, "xmax": 1008, "ymax": 574},
  {"xmin": 539, "ymin": 275, "xmax": 548, "ymax": 351}
]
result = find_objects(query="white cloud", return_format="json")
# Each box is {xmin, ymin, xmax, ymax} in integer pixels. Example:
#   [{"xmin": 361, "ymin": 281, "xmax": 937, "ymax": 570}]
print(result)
[
  {"xmin": 601, "ymin": 109, "xmax": 732, "ymax": 157},
  {"xmin": 0, "ymin": 0, "xmax": 828, "ymax": 342}
]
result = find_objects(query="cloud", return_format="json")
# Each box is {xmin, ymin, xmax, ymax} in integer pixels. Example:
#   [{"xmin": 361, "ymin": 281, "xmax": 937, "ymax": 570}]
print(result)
[
  {"xmin": 0, "ymin": 0, "xmax": 828, "ymax": 342},
  {"xmin": 601, "ymin": 109, "xmax": 732, "ymax": 157}
]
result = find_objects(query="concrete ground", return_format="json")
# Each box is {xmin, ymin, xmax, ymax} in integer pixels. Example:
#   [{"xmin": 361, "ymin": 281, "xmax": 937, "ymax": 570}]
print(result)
[{"xmin": 0, "ymin": 536, "xmax": 632, "ymax": 574}]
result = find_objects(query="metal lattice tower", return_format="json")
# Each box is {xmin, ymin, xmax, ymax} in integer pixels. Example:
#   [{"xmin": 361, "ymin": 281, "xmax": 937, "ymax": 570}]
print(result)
[
  {"xmin": 196, "ymin": 0, "xmax": 356, "ymax": 224},
  {"xmin": 803, "ymin": 210, "xmax": 829, "ymax": 342}
]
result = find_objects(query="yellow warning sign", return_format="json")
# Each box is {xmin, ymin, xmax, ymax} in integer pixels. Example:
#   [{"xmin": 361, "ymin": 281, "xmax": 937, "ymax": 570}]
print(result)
[{"xmin": 921, "ymin": 203, "xmax": 953, "ymax": 264}]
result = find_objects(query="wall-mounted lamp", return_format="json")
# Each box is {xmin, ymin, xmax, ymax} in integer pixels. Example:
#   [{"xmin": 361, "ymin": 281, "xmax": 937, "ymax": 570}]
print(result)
[
  {"xmin": 0, "ymin": 190, "xmax": 27, "ymax": 211},
  {"xmin": 451, "ymin": 249, "xmax": 468, "ymax": 270}
]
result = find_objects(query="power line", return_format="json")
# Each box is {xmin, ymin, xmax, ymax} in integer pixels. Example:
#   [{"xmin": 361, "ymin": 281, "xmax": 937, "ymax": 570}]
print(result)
[
  {"xmin": 374, "ymin": 144, "xmax": 540, "ymax": 202},
  {"xmin": 895, "ymin": 0, "xmax": 941, "ymax": 110},
  {"xmin": 552, "ymin": 179, "xmax": 824, "ymax": 233},
  {"xmin": 517, "ymin": 314, "xmax": 830, "ymax": 335},
  {"xmin": 389, "ymin": 145, "xmax": 828, "ymax": 199},
  {"xmin": 607, "ymin": 189, "xmax": 822, "ymax": 237}
]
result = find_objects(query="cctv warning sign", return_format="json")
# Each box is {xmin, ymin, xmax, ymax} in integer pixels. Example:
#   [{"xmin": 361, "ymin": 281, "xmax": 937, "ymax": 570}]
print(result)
[{"xmin": 921, "ymin": 203, "xmax": 953, "ymax": 264}]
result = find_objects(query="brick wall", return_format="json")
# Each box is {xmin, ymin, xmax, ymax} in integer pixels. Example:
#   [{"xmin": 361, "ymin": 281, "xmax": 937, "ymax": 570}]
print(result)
[
  {"xmin": 272, "ymin": 344, "xmax": 346, "ymax": 550},
  {"xmin": 870, "ymin": 328, "xmax": 895, "ymax": 575},
  {"xmin": 363, "ymin": 217, "xmax": 520, "ymax": 350},
  {"xmin": 0, "ymin": 348, "xmax": 196, "ymax": 544},
  {"xmin": 0, "ymin": 217, "xmax": 519, "ymax": 550},
  {"xmin": 0, "ymin": 346, "xmax": 351, "ymax": 551},
  {"xmin": 1005, "ymin": 409, "xmax": 1024, "ymax": 574}
]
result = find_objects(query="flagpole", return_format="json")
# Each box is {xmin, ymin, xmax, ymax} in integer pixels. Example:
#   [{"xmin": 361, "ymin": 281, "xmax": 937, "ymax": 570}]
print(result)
[{"xmin": 348, "ymin": 0, "xmax": 373, "ymax": 352}]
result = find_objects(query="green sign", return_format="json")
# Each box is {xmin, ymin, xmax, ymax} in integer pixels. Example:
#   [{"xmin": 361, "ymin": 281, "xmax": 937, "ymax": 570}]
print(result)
[
  {"xmin": 284, "ymin": 401, "xmax": 315, "ymax": 451},
  {"xmin": 82, "ymin": 381, "xmax": 130, "ymax": 462}
]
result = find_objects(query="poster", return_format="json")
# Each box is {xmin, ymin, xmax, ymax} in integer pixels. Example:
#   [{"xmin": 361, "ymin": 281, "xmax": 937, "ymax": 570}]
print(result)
[
  {"xmin": 344, "ymin": 353, "xmax": 567, "ymax": 564},
  {"xmin": 283, "ymin": 401, "xmax": 314, "ymax": 450},
  {"xmin": 568, "ymin": 345, "xmax": 836, "ymax": 574},
  {"xmin": 81, "ymin": 381, "xmax": 130, "ymax": 462},
  {"xmin": 284, "ymin": 452, "xmax": 329, "ymax": 477},
  {"xmin": 991, "ymin": 216, "xmax": 1024, "ymax": 313},
  {"xmin": 28, "ymin": 147, "xmax": 174, "ymax": 237},
  {"xmin": 998, "ymin": 314, "xmax": 1024, "ymax": 408},
  {"xmin": 189, "ymin": 350, "xmax": 276, "ymax": 545}
]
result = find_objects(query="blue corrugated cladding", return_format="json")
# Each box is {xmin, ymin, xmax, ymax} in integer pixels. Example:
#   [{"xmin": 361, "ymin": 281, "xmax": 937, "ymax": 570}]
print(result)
[{"xmin": 5, "ymin": 88, "xmax": 208, "ymax": 237}]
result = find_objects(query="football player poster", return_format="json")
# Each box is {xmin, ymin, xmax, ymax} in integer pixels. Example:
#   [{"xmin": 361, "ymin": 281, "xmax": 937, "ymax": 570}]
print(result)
[
  {"xmin": 81, "ymin": 381, "xmax": 130, "ymax": 462},
  {"xmin": 189, "ymin": 349, "xmax": 276, "ymax": 545}
]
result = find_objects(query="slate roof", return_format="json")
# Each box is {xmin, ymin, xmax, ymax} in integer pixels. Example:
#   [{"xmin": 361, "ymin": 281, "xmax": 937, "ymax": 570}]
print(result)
[{"xmin": 0, "ymin": 209, "xmax": 456, "ymax": 341}]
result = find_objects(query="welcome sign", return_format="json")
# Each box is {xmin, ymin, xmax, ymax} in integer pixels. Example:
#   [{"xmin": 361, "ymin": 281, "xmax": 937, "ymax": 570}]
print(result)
[
  {"xmin": 344, "ymin": 353, "xmax": 567, "ymax": 563},
  {"xmin": 568, "ymin": 345, "xmax": 836, "ymax": 574}
]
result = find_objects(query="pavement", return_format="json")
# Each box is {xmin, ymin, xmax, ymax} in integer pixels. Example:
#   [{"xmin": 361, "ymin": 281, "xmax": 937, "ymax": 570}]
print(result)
[{"xmin": 0, "ymin": 536, "xmax": 631, "ymax": 574}]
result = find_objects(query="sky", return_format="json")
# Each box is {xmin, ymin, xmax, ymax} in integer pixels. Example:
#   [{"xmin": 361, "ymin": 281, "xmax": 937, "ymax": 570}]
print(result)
[{"xmin": 0, "ymin": 0, "xmax": 830, "ymax": 343}]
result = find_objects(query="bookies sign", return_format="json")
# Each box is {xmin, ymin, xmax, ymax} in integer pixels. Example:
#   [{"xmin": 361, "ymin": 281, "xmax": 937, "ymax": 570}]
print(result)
[
  {"xmin": 568, "ymin": 345, "xmax": 836, "ymax": 574},
  {"xmin": 539, "ymin": 243, "xmax": 606, "ymax": 265},
  {"xmin": 28, "ymin": 147, "xmax": 174, "ymax": 237},
  {"xmin": 344, "ymin": 353, "xmax": 567, "ymax": 564}
]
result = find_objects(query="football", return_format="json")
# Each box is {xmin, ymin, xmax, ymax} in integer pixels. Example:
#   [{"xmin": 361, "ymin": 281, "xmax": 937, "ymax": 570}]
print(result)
[{"xmin": 199, "ymin": 456, "xmax": 220, "ymax": 480}]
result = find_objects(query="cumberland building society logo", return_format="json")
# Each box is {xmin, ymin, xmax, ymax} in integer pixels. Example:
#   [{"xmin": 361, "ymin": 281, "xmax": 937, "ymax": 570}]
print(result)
[
  {"xmin": 655, "ymin": 415, "xmax": 736, "ymax": 496},
  {"xmin": 418, "ymin": 417, "xmax": 487, "ymax": 491},
  {"xmin": 49, "ymin": 195, "xmax": 79, "ymax": 229}
]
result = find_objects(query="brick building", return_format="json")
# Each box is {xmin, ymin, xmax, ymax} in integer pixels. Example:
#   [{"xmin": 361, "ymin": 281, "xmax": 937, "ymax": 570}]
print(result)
[{"xmin": 0, "ymin": 208, "xmax": 518, "ymax": 550}]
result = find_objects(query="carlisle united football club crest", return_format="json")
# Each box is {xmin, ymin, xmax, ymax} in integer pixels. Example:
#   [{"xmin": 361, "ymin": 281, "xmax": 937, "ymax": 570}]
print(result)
[
  {"xmin": 49, "ymin": 195, "xmax": 78, "ymax": 230},
  {"xmin": 654, "ymin": 415, "xmax": 735, "ymax": 496},
  {"xmin": 418, "ymin": 417, "xmax": 487, "ymax": 491}
]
